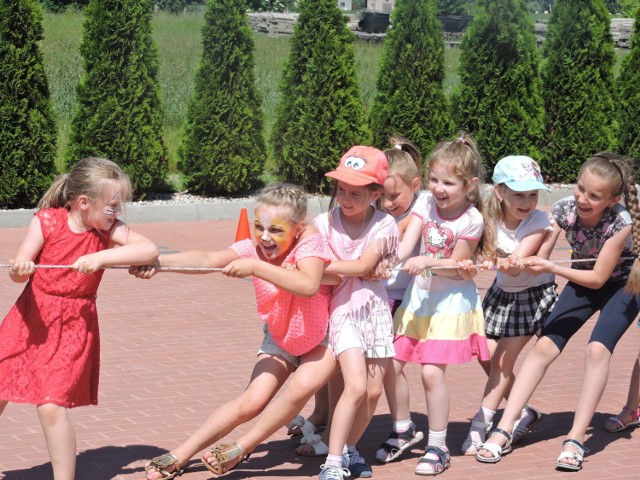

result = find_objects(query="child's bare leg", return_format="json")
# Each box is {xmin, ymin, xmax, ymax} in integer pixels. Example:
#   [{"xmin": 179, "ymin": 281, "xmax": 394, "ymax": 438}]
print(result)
[
  {"xmin": 307, "ymin": 385, "xmax": 330, "ymax": 428},
  {"xmin": 295, "ymin": 373, "xmax": 341, "ymax": 456},
  {"xmin": 477, "ymin": 337, "xmax": 561, "ymax": 459},
  {"xmin": 463, "ymin": 336, "xmax": 531, "ymax": 454},
  {"xmin": 376, "ymin": 358, "xmax": 424, "ymax": 463},
  {"xmin": 230, "ymin": 346, "xmax": 336, "ymax": 455},
  {"xmin": 604, "ymin": 354, "xmax": 640, "ymax": 431},
  {"xmin": 625, "ymin": 356, "xmax": 640, "ymax": 409},
  {"xmin": 37, "ymin": 403, "xmax": 76, "ymax": 480},
  {"xmin": 383, "ymin": 358, "xmax": 408, "ymax": 422},
  {"xmin": 422, "ymin": 364, "xmax": 449, "ymax": 433},
  {"xmin": 146, "ymin": 354, "xmax": 293, "ymax": 480},
  {"xmin": 289, "ymin": 385, "xmax": 329, "ymax": 432},
  {"xmin": 478, "ymin": 337, "xmax": 498, "ymax": 377},
  {"xmin": 482, "ymin": 336, "xmax": 532, "ymax": 410},
  {"xmin": 348, "ymin": 358, "xmax": 388, "ymax": 443},
  {"xmin": 327, "ymin": 348, "xmax": 367, "ymax": 456}
]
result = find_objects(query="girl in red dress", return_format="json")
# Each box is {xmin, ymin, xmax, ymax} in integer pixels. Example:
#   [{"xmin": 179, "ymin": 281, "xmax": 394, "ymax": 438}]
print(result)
[{"xmin": 0, "ymin": 157, "xmax": 158, "ymax": 480}]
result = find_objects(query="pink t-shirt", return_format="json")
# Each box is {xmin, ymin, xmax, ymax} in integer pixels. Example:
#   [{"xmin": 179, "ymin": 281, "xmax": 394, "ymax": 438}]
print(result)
[
  {"xmin": 313, "ymin": 208, "xmax": 398, "ymax": 354},
  {"xmin": 230, "ymin": 233, "xmax": 332, "ymax": 356}
]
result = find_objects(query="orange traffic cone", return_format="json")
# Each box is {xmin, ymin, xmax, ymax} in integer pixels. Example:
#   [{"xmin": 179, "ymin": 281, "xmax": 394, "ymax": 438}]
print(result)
[{"xmin": 235, "ymin": 207, "xmax": 252, "ymax": 242}]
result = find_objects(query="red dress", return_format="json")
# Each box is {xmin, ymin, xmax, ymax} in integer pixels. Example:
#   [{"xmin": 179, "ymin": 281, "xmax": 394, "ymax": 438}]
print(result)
[{"xmin": 0, "ymin": 208, "xmax": 112, "ymax": 407}]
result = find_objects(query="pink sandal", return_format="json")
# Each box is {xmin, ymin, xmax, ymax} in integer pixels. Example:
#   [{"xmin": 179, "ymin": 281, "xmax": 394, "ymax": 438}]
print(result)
[{"xmin": 604, "ymin": 405, "xmax": 640, "ymax": 432}]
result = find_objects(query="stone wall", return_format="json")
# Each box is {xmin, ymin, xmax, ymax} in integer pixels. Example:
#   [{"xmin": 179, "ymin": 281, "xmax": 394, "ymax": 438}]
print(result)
[
  {"xmin": 534, "ymin": 18, "xmax": 634, "ymax": 48},
  {"xmin": 247, "ymin": 12, "xmax": 635, "ymax": 48}
]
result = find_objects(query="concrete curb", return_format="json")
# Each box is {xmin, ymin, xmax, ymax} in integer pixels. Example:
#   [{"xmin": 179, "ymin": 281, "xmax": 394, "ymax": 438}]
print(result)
[
  {"xmin": 0, "ymin": 189, "xmax": 570, "ymax": 229},
  {"xmin": 0, "ymin": 196, "xmax": 333, "ymax": 228}
]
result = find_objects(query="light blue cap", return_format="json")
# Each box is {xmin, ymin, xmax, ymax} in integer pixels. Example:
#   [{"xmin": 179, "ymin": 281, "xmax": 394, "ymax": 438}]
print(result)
[{"xmin": 492, "ymin": 155, "xmax": 549, "ymax": 191}]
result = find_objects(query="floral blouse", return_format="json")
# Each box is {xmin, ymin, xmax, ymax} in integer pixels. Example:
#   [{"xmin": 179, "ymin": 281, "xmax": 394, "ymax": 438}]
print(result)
[{"xmin": 552, "ymin": 196, "xmax": 633, "ymax": 280}]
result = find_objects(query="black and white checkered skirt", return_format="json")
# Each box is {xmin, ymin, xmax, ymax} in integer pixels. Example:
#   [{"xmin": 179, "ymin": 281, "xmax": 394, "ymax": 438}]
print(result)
[{"xmin": 482, "ymin": 281, "xmax": 558, "ymax": 338}]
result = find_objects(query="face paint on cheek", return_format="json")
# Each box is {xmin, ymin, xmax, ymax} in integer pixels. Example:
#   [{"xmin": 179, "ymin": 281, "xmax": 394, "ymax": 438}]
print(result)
[{"xmin": 256, "ymin": 212, "xmax": 294, "ymax": 260}]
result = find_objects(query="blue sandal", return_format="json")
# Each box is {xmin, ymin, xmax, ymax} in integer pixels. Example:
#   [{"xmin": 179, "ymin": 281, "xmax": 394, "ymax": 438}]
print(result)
[{"xmin": 375, "ymin": 424, "xmax": 424, "ymax": 463}]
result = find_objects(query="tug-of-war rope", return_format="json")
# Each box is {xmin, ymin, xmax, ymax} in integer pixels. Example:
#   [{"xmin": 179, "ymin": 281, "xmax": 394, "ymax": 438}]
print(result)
[
  {"xmin": 0, "ymin": 256, "xmax": 636, "ymax": 272},
  {"xmin": 0, "ymin": 264, "xmax": 223, "ymax": 272}
]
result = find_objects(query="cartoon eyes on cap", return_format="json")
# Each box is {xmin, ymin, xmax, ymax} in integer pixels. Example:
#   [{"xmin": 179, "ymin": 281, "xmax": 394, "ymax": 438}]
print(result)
[{"xmin": 344, "ymin": 156, "xmax": 365, "ymax": 170}]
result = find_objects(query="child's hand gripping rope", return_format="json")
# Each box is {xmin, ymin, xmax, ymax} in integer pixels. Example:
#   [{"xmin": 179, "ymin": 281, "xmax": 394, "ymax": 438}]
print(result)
[
  {"xmin": 0, "ymin": 263, "xmax": 224, "ymax": 274},
  {"xmin": 392, "ymin": 256, "xmax": 637, "ymax": 275}
]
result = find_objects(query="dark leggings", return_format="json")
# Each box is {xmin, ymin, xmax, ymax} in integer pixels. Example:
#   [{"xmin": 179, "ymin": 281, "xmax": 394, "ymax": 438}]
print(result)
[{"xmin": 541, "ymin": 280, "xmax": 640, "ymax": 353}]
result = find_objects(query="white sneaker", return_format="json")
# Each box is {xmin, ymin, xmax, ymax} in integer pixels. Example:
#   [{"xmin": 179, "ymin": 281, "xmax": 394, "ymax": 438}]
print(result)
[{"xmin": 319, "ymin": 464, "xmax": 351, "ymax": 480}]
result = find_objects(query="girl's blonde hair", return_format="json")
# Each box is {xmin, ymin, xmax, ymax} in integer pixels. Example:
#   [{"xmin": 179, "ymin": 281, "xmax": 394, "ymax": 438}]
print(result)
[
  {"xmin": 376, "ymin": 136, "xmax": 423, "ymax": 211},
  {"xmin": 255, "ymin": 183, "xmax": 307, "ymax": 224},
  {"xmin": 38, "ymin": 157, "xmax": 132, "ymax": 210},
  {"xmin": 580, "ymin": 152, "xmax": 640, "ymax": 294},
  {"xmin": 428, "ymin": 131, "xmax": 486, "ymax": 254},
  {"xmin": 385, "ymin": 136, "xmax": 422, "ymax": 183},
  {"xmin": 428, "ymin": 131, "xmax": 484, "ymax": 211},
  {"xmin": 482, "ymin": 159, "xmax": 545, "ymax": 260}
]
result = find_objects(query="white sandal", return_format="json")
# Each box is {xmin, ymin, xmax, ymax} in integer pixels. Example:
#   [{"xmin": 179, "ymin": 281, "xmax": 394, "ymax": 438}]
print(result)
[
  {"xmin": 295, "ymin": 432, "xmax": 329, "ymax": 456},
  {"xmin": 475, "ymin": 428, "xmax": 512, "ymax": 463},
  {"xmin": 555, "ymin": 439, "xmax": 588, "ymax": 471}
]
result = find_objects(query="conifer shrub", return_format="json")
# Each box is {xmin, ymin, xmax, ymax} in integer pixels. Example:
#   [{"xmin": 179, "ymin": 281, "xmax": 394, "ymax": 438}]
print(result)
[
  {"xmin": 370, "ymin": 0, "xmax": 453, "ymax": 159},
  {"xmin": 65, "ymin": 0, "xmax": 166, "ymax": 197},
  {"xmin": 271, "ymin": 0, "xmax": 370, "ymax": 193},
  {"xmin": 179, "ymin": 0, "xmax": 266, "ymax": 196},
  {"xmin": 452, "ymin": 0, "xmax": 545, "ymax": 172},
  {"xmin": 541, "ymin": 0, "xmax": 616, "ymax": 182},
  {"xmin": 617, "ymin": 5, "xmax": 640, "ymax": 161},
  {"xmin": 0, "ymin": 0, "xmax": 57, "ymax": 208}
]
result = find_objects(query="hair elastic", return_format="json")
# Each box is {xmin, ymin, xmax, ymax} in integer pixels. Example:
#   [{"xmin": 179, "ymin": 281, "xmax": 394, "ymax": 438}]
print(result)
[
  {"xmin": 394, "ymin": 144, "xmax": 403, "ymax": 150},
  {"xmin": 455, "ymin": 137, "xmax": 471, "ymax": 148}
]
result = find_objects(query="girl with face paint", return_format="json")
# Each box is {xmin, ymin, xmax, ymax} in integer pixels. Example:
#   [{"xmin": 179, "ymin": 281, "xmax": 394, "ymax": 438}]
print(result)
[{"xmin": 134, "ymin": 183, "xmax": 340, "ymax": 479}]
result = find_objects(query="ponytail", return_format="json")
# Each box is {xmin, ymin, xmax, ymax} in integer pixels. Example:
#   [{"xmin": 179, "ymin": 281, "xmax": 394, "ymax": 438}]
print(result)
[
  {"xmin": 37, "ymin": 173, "xmax": 70, "ymax": 209},
  {"xmin": 621, "ymin": 157, "xmax": 640, "ymax": 294}
]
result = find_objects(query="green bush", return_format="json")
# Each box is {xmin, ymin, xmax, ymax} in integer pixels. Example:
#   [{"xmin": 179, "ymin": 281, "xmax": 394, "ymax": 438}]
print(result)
[
  {"xmin": 452, "ymin": 0, "xmax": 544, "ymax": 172},
  {"xmin": 370, "ymin": 0, "xmax": 453, "ymax": 158},
  {"xmin": 179, "ymin": 0, "xmax": 266, "ymax": 196},
  {"xmin": 541, "ymin": 0, "xmax": 616, "ymax": 182},
  {"xmin": 0, "ymin": 0, "xmax": 57, "ymax": 208},
  {"xmin": 65, "ymin": 0, "xmax": 167, "ymax": 197},
  {"xmin": 271, "ymin": 0, "xmax": 370, "ymax": 193},
  {"xmin": 617, "ymin": 5, "xmax": 640, "ymax": 161}
]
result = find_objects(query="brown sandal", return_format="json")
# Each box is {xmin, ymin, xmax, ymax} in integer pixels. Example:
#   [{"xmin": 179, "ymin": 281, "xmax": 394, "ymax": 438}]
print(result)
[
  {"xmin": 145, "ymin": 452, "xmax": 184, "ymax": 479},
  {"xmin": 201, "ymin": 442, "xmax": 247, "ymax": 475}
]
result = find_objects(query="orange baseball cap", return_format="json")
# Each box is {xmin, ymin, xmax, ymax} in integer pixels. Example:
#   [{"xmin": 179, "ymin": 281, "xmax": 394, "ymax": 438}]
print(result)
[{"xmin": 325, "ymin": 146, "xmax": 388, "ymax": 186}]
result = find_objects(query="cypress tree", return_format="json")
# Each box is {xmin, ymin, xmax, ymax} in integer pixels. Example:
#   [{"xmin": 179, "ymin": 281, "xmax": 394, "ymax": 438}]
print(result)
[
  {"xmin": 452, "ymin": 0, "xmax": 545, "ymax": 171},
  {"xmin": 179, "ymin": 0, "xmax": 266, "ymax": 196},
  {"xmin": 66, "ymin": 0, "xmax": 166, "ymax": 197},
  {"xmin": 271, "ymin": 0, "xmax": 370, "ymax": 193},
  {"xmin": 370, "ymin": 0, "xmax": 453, "ymax": 158},
  {"xmin": 541, "ymin": 0, "xmax": 616, "ymax": 182},
  {"xmin": 0, "ymin": 0, "xmax": 57, "ymax": 209},
  {"xmin": 617, "ymin": 5, "xmax": 640, "ymax": 160}
]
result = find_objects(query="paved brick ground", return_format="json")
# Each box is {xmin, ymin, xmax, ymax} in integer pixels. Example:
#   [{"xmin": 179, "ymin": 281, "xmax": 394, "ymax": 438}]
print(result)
[{"xmin": 1, "ymin": 218, "xmax": 639, "ymax": 480}]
